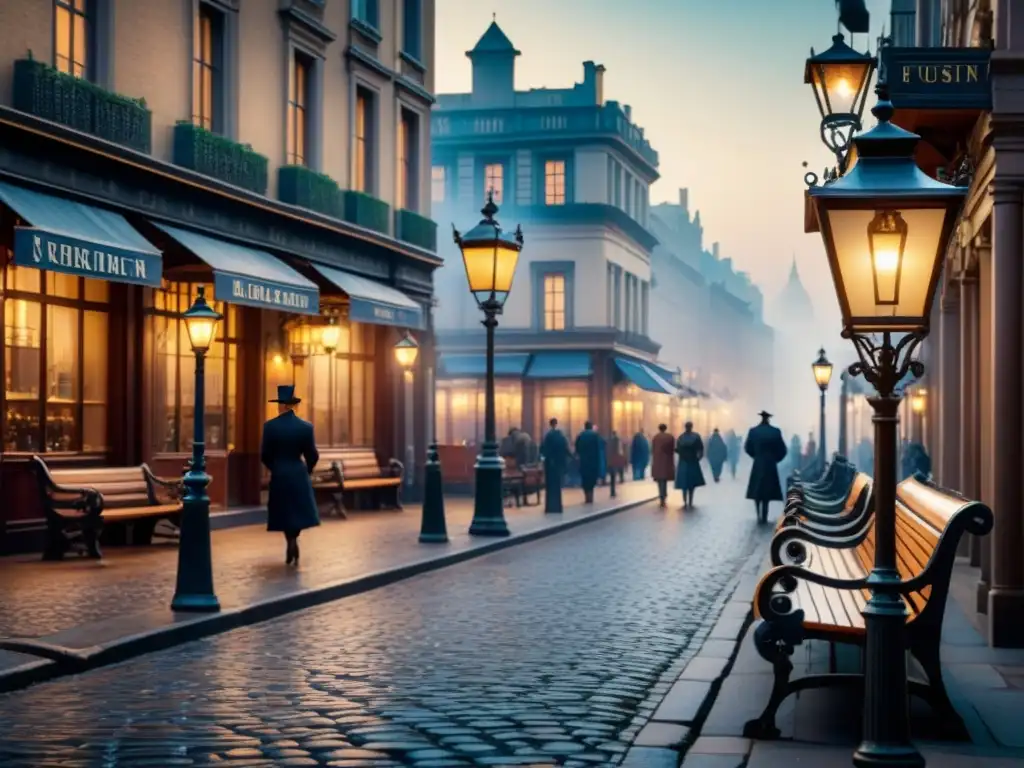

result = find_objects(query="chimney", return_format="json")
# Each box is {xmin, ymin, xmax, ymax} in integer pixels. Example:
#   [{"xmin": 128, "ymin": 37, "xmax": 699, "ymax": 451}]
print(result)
[
  {"xmin": 712, "ymin": 242, "xmax": 720, "ymax": 259},
  {"xmin": 623, "ymin": 104, "xmax": 632, "ymax": 121},
  {"xmin": 583, "ymin": 61, "xmax": 606, "ymax": 105},
  {"xmin": 679, "ymin": 188, "xmax": 689, "ymax": 215}
]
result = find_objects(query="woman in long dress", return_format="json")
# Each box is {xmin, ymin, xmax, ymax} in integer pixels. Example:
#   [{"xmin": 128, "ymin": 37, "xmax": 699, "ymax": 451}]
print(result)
[{"xmin": 674, "ymin": 421, "xmax": 706, "ymax": 510}]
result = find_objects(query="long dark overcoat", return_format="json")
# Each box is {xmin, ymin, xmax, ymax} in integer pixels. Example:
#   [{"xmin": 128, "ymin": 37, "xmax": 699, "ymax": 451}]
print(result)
[
  {"xmin": 261, "ymin": 410, "xmax": 321, "ymax": 532},
  {"xmin": 650, "ymin": 431, "xmax": 676, "ymax": 481},
  {"xmin": 541, "ymin": 427, "xmax": 570, "ymax": 513},
  {"xmin": 631, "ymin": 431, "xmax": 650, "ymax": 470},
  {"xmin": 575, "ymin": 428, "xmax": 602, "ymax": 491},
  {"xmin": 707, "ymin": 432, "xmax": 728, "ymax": 479},
  {"xmin": 675, "ymin": 432, "xmax": 706, "ymax": 491},
  {"xmin": 744, "ymin": 422, "xmax": 788, "ymax": 502}
]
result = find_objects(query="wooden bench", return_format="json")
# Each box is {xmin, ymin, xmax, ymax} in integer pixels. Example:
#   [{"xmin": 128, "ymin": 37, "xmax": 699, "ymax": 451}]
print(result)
[
  {"xmin": 32, "ymin": 456, "xmax": 184, "ymax": 561},
  {"xmin": 744, "ymin": 474, "xmax": 993, "ymax": 741},
  {"xmin": 786, "ymin": 456, "xmax": 853, "ymax": 506},
  {"xmin": 777, "ymin": 470, "xmax": 871, "ymax": 533},
  {"xmin": 502, "ymin": 457, "xmax": 543, "ymax": 507},
  {"xmin": 312, "ymin": 447, "xmax": 404, "ymax": 517}
]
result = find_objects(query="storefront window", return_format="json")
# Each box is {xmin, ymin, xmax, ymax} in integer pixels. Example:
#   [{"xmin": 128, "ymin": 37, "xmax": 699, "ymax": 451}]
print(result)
[
  {"xmin": 539, "ymin": 381, "xmax": 588, "ymax": 440},
  {"xmin": 2, "ymin": 263, "xmax": 110, "ymax": 453},
  {"xmin": 146, "ymin": 280, "xmax": 237, "ymax": 453},
  {"xmin": 288, "ymin": 321, "xmax": 375, "ymax": 447},
  {"xmin": 435, "ymin": 380, "xmax": 522, "ymax": 445}
]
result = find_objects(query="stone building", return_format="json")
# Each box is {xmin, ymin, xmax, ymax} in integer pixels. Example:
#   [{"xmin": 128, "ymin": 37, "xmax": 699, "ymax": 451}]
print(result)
[{"xmin": 0, "ymin": 0, "xmax": 438, "ymax": 553}]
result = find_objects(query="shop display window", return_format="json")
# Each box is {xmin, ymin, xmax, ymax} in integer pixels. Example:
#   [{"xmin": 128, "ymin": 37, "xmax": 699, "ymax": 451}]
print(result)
[
  {"xmin": 435, "ymin": 380, "xmax": 522, "ymax": 446},
  {"xmin": 2, "ymin": 263, "xmax": 110, "ymax": 453}
]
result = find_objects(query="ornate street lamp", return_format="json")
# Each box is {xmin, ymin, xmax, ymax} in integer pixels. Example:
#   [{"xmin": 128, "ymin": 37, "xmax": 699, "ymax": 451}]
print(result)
[
  {"xmin": 911, "ymin": 387, "xmax": 926, "ymax": 414},
  {"xmin": 453, "ymin": 193, "xmax": 523, "ymax": 536},
  {"xmin": 812, "ymin": 348, "xmax": 833, "ymax": 469},
  {"xmin": 805, "ymin": 33, "xmax": 875, "ymax": 167},
  {"xmin": 320, "ymin": 317, "xmax": 340, "ymax": 355},
  {"xmin": 171, "ymin": 286, "xmax": 223, "ymax": 612},
  {"xmin": 393, "ymin": 332, "xmax": 420, "ymax": 369},
  {"xmin": 808, "ymin": 83, "xmax": 966, "ymax": 767}
]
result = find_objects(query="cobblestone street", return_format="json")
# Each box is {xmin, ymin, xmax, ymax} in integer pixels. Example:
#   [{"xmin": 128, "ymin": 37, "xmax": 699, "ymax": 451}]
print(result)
[{"xmin": 0, "ymin": 479, "xmax": 768, "ymax": 767}]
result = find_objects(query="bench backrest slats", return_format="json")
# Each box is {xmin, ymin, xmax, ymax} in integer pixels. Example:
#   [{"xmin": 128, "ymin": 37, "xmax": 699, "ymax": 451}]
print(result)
[
  {"xmin": 896, "ymin": 476, "xmax": 970, "ymax": 533},
  {"xmin": 49, "ymin": 467, "xmax": 145, "ymax": 487},
  {"xmin": 843, "ymin": 473, "xmax": 871, "ymax": 513}
]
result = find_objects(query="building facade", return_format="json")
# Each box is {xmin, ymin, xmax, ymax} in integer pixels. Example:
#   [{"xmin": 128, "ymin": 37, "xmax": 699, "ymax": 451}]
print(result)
[
  {"xmin": 430, "ymin": 21, "xmax": 682, "ymax": 452},
  {"xmin": 648, "ymin": 189, "xmax": 775, "ymax": 435},
  {"xmin": 0, "ymin": 0, "xmax": 438, "ymax": 554}
]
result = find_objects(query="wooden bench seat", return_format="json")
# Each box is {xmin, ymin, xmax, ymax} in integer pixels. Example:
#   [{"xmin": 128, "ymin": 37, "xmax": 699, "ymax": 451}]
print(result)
[
  {"xmin": 32, "ymin": 456, "xmax": 184, "ymax": 560},
  {"xmin": 311, "ymin": 447, "xmax": 403, "ymax": 517},
  {"xmin": 744, "ymin": 474, "xmax": 993, "ymax": 741}
]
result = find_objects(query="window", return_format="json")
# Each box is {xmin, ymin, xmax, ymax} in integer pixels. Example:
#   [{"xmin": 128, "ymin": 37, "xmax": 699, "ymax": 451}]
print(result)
[
  {"xmin": 612, "ymin": 397, "xmax": 644, "ymax": 441},
  {"xmin": 436, "ymin": 381, "xmax": 521, "ymax": 446},
  {"xmin": 484, "ymin": 163, "xmax": 504, "ymax": 204},
  {"xmin": 397, "ymin": 109, "xmax": 419, "ymax": 211},
  {"xmin": 3, "ymin": 264, "xmax": 110, "ymax": 453},
  {"xmin": 192, "ymin": 3, "xmax": 223, "ymax": 131},
  {"xmin": 354, "ymin": 87, "xmax": 375, "ymax": 192},
  {"xmin": 431, "ymin": 166, "xmax": 447, "ymax": 203},
  {"xmin": 544, "ymin": 160, "xmax": 566, "ymax": 205},
  {"xmin": 606, "ymin": 156, "xmax": 614, "ymax": 205},
  {"xmin": 352, "ymin": 0, "xmax": 379, "ymax": 29},
  {"xmin": 299, "ymin": 323, "xmax": 376, "ymax": 447},
  {"xmin": 541, "ymin": 381, "xmax": 589, "ymax": 442},
  {"xmin": 54, "ymin": 0, "xmax": 91, "ymax": 78},
  {"xmin": 147, "ymin": 281, "xmax": 237, "ymax": 454},
  {"xmin": 543, "ymin": 273, "xmax": 566, "ymax": 331},
  {"xmin": 624, "ymin": 174, "xmax": 632, "ymax": 215},
  {"xmin": 287, "ymin": 52, "xmax": 311, "ymax": 166},
  {"xmin": 402, "ymin": 0, "xmax": 422, "ymax": 60},
  {"xmin": 613, "ymin": 266, "xmax": 622, "ymax": 329},
  {"xmin": 613, "ymin": 163, "xmax": 622, "ymax": 208},
  {"xmin": 606, "ymin": 262, "xmax": 614, "ymax": 325},
  {"xmin": 641, "ymin": 281, "xmax": 650, "ymax": 336}
]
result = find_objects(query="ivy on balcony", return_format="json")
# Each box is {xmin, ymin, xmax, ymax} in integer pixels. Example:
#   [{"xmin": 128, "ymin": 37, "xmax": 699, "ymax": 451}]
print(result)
[
  {"xmin": 278, "ymin": 165, "xmax": 342, "ymax": 218},
  {"xmin": 12, "ymin": 56, "xmax": 151, "ymax": 153},
  {"xmin": 172, "ymin": 121, "xmax": 269, "ymax": 195},
  {"xmin": 395, "ymin": 209, "xmax": 437, "ymax": 252},
  {"xmin": 342, "ymin": 190, "xmax": 390, "ymax": 235}
]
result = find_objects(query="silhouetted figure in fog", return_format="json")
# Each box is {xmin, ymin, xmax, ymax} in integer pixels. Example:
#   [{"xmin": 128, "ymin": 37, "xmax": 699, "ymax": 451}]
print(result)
[
  {"xmin": 651, "ymin": 424, "xmax": 675, "ymax": 508},
  {"xmin": 745, "ymin": 411, "xmax": 788, "ymax": 524},
  {"xmin": 675, "ymin": 422, "xmax": 706, "ymax": 510},
  {"xmin": 726, "ymin": 429, "xmax": 741, "ymax": 478}
]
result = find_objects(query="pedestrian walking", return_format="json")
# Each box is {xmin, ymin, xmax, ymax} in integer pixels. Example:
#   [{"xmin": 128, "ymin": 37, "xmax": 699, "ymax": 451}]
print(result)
[
  {"xmin": 541, "ymin": 417, "xmax": 570, "ymax": 513},
  {"xmin": 260, "ymin": 384, "xmax": 320, "ymax": 566},
  {"xmin": 595, "ymin": 425, "xmax": 608, "ymax": 486},
  {"xmin": 631, "ymin": 427, "xmax": 650, "ymax": 480},
  {"xmin": 744, "ymin": 410, "xmax": 788, "ymax": 524},
  {"xmin": 650, "ymin": 423, "xmax": 675, "ymax": 508},
  {"xmin": 575, "ymin": 422, "xmax": 602, "ymax": 503},
  {"xmin": 675, "ymin": 422, "xmax": 706, "ymax": 510},
  {"xmin": 726, "ymin": 428, "xmax": 741, "ymax": 479},
  {"xmin": 707, "ymin": 428, "xmax": 727, "ymax": 482},
  {"xmin": 607, "ymin": 430, "xmax": 625, "ymax": 484}
]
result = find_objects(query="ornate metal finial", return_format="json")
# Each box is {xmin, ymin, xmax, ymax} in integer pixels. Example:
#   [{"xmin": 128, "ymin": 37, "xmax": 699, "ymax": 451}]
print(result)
[
  {"xmin": 451, "ymin": 223, "xmax": 462, "ymax": 247},
  {"xmin": 513, "ymin": 224, "xmax": 524, "ymax": 246},
  {"xmin": 803, "ymin": 161, "xmax": 819, "ymax": 189},
  {"xmin": 481, "ymin": 190, "xmax": 499, "ymax": 222},
  {"xmin": 871, "ymin": 82, "xmax": 894, "ymax": 124}
]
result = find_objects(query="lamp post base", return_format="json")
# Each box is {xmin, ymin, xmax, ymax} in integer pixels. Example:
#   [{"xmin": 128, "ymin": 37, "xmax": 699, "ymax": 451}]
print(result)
[
  {"xmin": 171, "ymin": 477, "xmax": 220, "ymax": 614},
  {"xmin": 469, "ymin": 450, "xmax": 509, "ymax": 537},
  {"xmin": 419, "ymin": 443, "xmax": 449, "ymax": 544},
  {"xmin": 171, "ymin": 593, "xmax": 221, "ymax": 612},
  {"xmin": 852, "ymin": 746, "xmax": 926, "ymax": 767}
]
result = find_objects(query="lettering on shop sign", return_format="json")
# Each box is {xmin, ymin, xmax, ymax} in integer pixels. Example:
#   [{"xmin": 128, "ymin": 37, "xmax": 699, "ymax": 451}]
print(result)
[
  {"xmin": 882, "ymin": 48, "xmax": 992, "ymax": 111},
  {"xmin": 231, "ymin": 279, "xmax": 312, "ymax": 310},
  {"xmin": 13, "ymin": 228, "xmax": 162, "ymax": 287}
]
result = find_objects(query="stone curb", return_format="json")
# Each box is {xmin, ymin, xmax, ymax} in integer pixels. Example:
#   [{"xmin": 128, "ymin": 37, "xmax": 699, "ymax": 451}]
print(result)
[
  {"xmin": 619, "ymin": 539, "xmax": 770, "ymax": 768},
  {"xmin": 0, "ymin": 493, "xmax": 656, "ymax": 695}
]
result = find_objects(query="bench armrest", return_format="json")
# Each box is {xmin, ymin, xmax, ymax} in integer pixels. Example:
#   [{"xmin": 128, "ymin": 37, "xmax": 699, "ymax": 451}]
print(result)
[
  {"xmin": 312, "ymin": 463, "xmax": 343, "ymax": 485},
  {"xmin": 755, "ymin": 564, "xmax": 869, "ymax": 623},
  {"xmin": 769, "ymin": 526, "xmax": 867, "ymax": 567},
  {"xmin": 31, "ymin": 457, "xmax": 103, "ymax": 514},
  {"xmin": 143, "ymin": 466, "xmax": 185, "ymax": 502},
  {"xmin": 387, "ymin": 458, "xmax": 404, "ymax": 478}
]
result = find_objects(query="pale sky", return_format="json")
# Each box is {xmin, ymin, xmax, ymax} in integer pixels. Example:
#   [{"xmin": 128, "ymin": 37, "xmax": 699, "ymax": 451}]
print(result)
[{"xmin": 434, "ymin": 0, "xmax": 892, "ymax": 335}]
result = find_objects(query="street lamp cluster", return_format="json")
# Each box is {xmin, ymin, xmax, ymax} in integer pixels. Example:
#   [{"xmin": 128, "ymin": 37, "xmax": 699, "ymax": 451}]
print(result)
[{"xmin": 803, "ymin": 31, "xmax": 968, "ymax": 768}]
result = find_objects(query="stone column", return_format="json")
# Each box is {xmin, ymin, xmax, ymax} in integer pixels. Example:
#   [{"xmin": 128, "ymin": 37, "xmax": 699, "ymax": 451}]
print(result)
[
  {"xmin": 977, "ymin": 239, "xmax": 993, "ymax": 613},
  {"xmin": 959, "ymin": 272, "xmax": 981, "ymax": 565},
  {"xmin": 938, "ymin": 284, "xmax": 962, "ymax": 492},
  {"xmin": 987, "ymin": 182, "xmax": 1024, "ymax": 647}
]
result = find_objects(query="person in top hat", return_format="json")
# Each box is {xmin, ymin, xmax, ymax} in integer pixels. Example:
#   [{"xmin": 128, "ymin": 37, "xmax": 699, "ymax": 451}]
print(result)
[
  {"xmin": 261, "ymin": 384, "xmax": 320, "ymax": 565},
  {"xmin": 744, "ymin": 410, "xmax": 788, "ymax": 524}
]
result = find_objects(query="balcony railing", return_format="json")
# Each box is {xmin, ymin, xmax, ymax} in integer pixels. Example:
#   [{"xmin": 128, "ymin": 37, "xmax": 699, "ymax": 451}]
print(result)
[
  {"xmin": 278, "ymin": 165, "xmax": 342, "ymax": 218},
  {"xmin": 343, "ymin": 190, "xmax": 390, "ymax": 235},
  {"xmin": 395, "ymin": 208, "xmax": 438, "ymax": 251},
  {"xmin": 172, "ymin": 122, "xmax": 268, "ymax": 195},
  {"xmin": 432, "ymin": 104, "xmax": 659, "ymax": 168},
  {"xmin": 12, "ymin": 57, "xmax": 152, "ymax": 153}
]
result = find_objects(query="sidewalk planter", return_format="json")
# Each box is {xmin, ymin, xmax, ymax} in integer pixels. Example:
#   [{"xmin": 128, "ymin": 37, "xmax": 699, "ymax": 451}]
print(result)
[
  {"xmin": 278, "ymin": 165, "xmax": 342, "ymax": 218},
  {"xmin": 395, "ymin": 209, "xmax": 438, "ymax": 252},
  {"xmin": 172, "ymin": 122, "xmax": 268, "ymax": 195},
  {"xmin": 342, "ymin": 190, "xmax": 390, "ymax": 235},
  {"xmin": 12, "ymin": 57, "xmax": 151, "ymax": 153}
]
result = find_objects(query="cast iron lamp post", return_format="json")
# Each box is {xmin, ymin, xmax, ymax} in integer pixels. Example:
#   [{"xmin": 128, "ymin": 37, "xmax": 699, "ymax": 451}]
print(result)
[
  {"xmin": 838, "ymin": 371, "xmax": 851, "ymax": 458},
  {"xmin": 808, "ymin": 83, "xmax": 967, "ymax": 767},
  {"xmin": 805, "ymin": 32, "xmax": 875, "ymax": 169},
  {"xmin": 453, "ymin": 193, "xmax": 523, "ymax": 537},
  {"xmin": 171, "ymin": 286, "xmax": 223, "ymax": 612},
  {"xmin": 812, "ymin": 348, "xmax": 833, "ymax": 469}
]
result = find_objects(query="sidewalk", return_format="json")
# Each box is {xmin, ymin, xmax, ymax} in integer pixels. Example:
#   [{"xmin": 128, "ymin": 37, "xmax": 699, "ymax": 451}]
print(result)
[
  {"xmin": 0, "ymin": 481, "xmax": 655, "ymax": 691},
  {"xmin": 625, "ymin": 542, "xmax": 1024, "ymax": 768}
]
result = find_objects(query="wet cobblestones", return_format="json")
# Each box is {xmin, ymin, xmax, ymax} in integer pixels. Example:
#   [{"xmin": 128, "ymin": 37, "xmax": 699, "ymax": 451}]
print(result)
[{"xmin": 0, "ymin": 481, "xmax": 767, "ymax": 767}]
